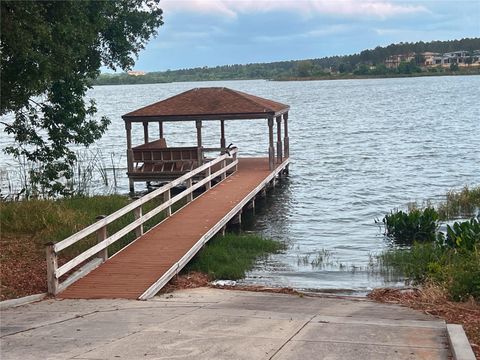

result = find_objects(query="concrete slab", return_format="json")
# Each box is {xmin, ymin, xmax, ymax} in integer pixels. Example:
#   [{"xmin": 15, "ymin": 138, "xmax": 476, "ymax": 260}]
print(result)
[
  {"xmin": 294, "ymin": 322, "xmax": 447, "ymax": 348},
  {"xmin": 272, "ymin": 340, "xmax": 450, "ymax": 360},
  {"xmin": 311, "ymin": 315, "xmax": 446, "ymax": 329},
  {"xmin": 156, "ymin": 311, "xmax": 306, "ymax": 339},
  {"xmin": 75, "ymin": 330, "xmax": 284, "ymax": 360},
  {"xmin": 0, "ymin": 288, "xmax": 450, "ymax": 360}
]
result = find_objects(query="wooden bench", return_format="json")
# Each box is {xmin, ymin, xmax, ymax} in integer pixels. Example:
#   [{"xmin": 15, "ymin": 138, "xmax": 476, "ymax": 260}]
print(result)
[{"xmin": 128, "ymin": 142, "xmax": 202, "ymax": 181}]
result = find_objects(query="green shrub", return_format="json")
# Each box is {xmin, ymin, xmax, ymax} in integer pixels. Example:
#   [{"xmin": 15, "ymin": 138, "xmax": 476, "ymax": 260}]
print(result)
[
  {"xmin": 442, "ymin": 251, "xmax": 480, "ymax": 301},
  {"xmin": 440, "ymin": 218, "xmax": 480, "ymax": 251},
  {"xmin": 380, "ymin": 207, "xmax": 439, "ymax": 244}
]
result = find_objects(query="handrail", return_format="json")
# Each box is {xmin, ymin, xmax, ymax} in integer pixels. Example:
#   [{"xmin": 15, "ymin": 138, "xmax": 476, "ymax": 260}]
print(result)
[{"xmin": 46, "ymin": 148, "xmax": 238, "ymax": 295}]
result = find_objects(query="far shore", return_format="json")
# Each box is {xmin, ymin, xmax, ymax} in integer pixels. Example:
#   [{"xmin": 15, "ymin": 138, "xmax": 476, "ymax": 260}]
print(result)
[{"xmin": 92, "ymin": 70, "xmax": 480, "ymax": 86}]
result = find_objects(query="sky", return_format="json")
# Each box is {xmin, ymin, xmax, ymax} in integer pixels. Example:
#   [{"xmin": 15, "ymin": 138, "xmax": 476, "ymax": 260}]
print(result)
[{"xmin": 131, "ymin": 0, "xmax": 480, "ymax": 72}]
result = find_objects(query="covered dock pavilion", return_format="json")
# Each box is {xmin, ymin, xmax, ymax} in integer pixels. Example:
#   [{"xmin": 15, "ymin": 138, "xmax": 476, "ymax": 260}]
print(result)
[{"xmin": 122, "ymin": 87, "xmax": 290, "ymax": 192}]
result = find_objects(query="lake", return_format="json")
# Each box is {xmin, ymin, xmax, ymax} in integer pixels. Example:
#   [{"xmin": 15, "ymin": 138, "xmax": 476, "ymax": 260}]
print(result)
[{"xmin": 1, "ymin": 76, "xmax": 479, "ymax": 293}]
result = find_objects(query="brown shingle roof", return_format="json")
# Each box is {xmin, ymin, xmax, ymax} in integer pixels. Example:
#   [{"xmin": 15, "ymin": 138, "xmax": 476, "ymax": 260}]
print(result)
[{"xmin": 123, "ymin": 87, "xmax": 289, "ymax": 121}]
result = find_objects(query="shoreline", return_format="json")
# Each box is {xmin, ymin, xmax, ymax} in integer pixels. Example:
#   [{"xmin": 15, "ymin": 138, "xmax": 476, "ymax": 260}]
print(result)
[{"xmin": 92, "ymin": 70, "xmax": 480, "ymax": 87}]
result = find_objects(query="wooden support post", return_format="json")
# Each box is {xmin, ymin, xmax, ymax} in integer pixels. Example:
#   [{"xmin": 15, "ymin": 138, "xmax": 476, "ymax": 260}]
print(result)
[
  {"xmin": 129, "ymin": 178, "xmax": 135, "ymax": 194},
  {"xmin": 196, "ymin": 120, "xmax": 203, "ymax": 165},
  {"xmin": 220, "ymin": 120, "xmax": 226, "ymax": 152},
  {"xmin": 247, "ymin": 199, "xmax": 255, "ymax": 214},
  {"xmin": 268, "ymin": 117, "xmax": 275, "ymax": 171},
  {"xmin": 46, "ymin": 243, "xmax": 59, "ymax": 295},
  {"xmin": 261, "ymin": 186, "xmax": 267, "ymax": 197},
  {"xmin": 95, "ymin": 215, "xmax": 108, "ymax": 261},
  {"xmin": 132, "ymin": 202, "xmax": 143, "ymax": 238},
  {"xmin": 125, "ymin": 122, "xmax": 134, "ymax": 193},
  {"xmin": 205, "ymin": 166, "xmax": 211, "ymax": 190},
  {"xmin": 159, "ymin": 121, "xmax": 164, "ymax": 139},
  {"xmin": 164, "ymin": 189, "xmax": 171, "ymax": 216},
  {"xmin": 143, "ymin": 121, "xmax": 149, "ymax": 144},
  {"xmin": 276, "ymin": 115, "xmax": 283, "ymax": 163},
  {"xmin": 186, "ymin": 178, "xmax": 193, "ymax": 202},
  {"xmin": 283, "ymin": 112, "xmax": 289, "ymax": 159},
  {"xmin": 231, "ymin": 210, "xmax": 242, "ymax": 226}
]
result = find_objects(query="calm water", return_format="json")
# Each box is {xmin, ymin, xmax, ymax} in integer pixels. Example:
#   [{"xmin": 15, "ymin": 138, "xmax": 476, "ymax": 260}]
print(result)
[{"xmin": 1, "ymin": 76, "xmax": 479, "ymax": 293}]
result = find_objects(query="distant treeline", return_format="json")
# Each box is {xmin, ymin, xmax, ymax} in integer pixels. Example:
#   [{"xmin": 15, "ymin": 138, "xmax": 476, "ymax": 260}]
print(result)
[{"xmin": 93, "ymin": 38, "xmax": 480, "ymax": 85}]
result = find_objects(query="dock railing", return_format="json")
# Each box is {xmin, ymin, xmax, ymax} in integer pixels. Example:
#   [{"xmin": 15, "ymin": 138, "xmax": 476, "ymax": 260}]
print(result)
[{"xmin": 46, "ymin": 148, "xmax": 238, "ymax": 295}]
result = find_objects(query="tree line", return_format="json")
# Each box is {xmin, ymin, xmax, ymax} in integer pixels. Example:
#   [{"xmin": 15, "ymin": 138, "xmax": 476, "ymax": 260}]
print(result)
[{"xmin": 93, "ymin": 38, "xmax": 480, "ymax": 85}]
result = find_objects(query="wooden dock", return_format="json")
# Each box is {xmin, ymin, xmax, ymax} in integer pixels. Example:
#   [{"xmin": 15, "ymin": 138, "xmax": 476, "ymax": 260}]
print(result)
[{"xmin": 58, "ymin": 158, "xmax": 288, "ymax": 300}]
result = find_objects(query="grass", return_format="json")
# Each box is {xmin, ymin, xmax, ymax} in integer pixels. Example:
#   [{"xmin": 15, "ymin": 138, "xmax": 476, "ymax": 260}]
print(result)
[
  {"xmin": 0, "ymin": 193, "xmax": 188, "ymax": 299},
  {"xmin": 0, "ymin": 194, "xmax": 186, "ymax": 257},
  {"xmin": 437, "ymin": 186, "xmax": 480, "ymax": 220},
  {"xmin": 185, "ymin": 233, "xmax": 286, "ymax": 280}
]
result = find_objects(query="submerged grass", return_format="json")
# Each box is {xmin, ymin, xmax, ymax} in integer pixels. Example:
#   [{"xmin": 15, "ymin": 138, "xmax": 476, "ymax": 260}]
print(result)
[{"xmin": 185, "ymin": 233, "xmax": 286, "ymax": 280}]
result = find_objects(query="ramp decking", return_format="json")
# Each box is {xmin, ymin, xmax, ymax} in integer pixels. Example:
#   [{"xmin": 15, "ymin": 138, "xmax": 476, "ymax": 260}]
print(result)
[{"xmin": 59, "ymin": 158, "xmax": 288, "ymax": 299}]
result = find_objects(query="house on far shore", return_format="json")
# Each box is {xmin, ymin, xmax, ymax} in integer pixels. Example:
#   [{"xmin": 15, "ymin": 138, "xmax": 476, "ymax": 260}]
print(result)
[
  {"xmin": 385, "ymin": 50, "xmax": 480, "ymax": 69},
  {"xmin": 441, "ymin": 51, "xmax": 470, "ymax": 66},
  {"xmin": 385, "ymin": 53, "xmax": 415, "ymax": 69},
  {"xmin": 421, "ymin": 52, "xmax": 441, "ymax": 66},
  {"xmin": 127, "ymin": 70, "xmax": 147, "ymax": 76}
]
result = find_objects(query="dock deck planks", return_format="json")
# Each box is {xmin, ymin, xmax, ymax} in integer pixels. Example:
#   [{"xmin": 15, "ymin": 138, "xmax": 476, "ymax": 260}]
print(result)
[{"xmin": 59, "ymin": 158, "xmax": 287, "ymax": 299}]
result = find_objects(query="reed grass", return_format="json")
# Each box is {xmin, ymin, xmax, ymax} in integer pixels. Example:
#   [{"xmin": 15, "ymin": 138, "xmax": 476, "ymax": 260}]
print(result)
[{"xmin": 437, "ymin": 186, "xmax": 480, "ymax": 220}]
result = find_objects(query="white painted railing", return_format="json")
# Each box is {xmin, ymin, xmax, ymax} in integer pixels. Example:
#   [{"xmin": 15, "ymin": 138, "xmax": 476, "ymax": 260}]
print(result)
[{"xmin": 46, "ymin": 148, "xmax": 238, "ymax": 295}]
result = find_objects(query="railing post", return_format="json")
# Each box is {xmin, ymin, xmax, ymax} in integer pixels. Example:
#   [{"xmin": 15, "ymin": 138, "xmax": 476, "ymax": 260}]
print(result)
[
  {"xmin": 165, "ymin": 189, "xmax": 172, "ymax": 216},
  {"xmin": 186, "ymin": 178, "xmax": 193, "ymax": 202},
  {"xmin": 95, "ymin": 215, "xmax": 108, "ymax": 261},
  {"xmin": 221, "ymin": 158, "xmax": 226, "ymax": 180},
  {"xmin": 233, "ymin": 149, "xmax": 238, "ymax": 172},
  {"xmin": 132, "ymin": 201, "xmax": 143, "ymax": 238},
  {"xmin": 205, "ymin": 166, "xmax": 211, "ymax": 190},
  {"xmin": 46, "ymin": 243, "xmax": 59, "ymax": 295}
]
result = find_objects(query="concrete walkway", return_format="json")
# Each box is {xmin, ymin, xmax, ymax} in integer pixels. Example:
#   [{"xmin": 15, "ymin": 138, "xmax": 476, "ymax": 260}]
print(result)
[{"xmin": 1, "ymin": 288, "xmax": 449, "ymax": 359}]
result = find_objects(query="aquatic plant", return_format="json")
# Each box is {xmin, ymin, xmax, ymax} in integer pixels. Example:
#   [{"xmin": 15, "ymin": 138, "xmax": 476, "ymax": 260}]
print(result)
[
  {"xmin": 438, "ymin": 218, "xmax": 480, "ymax": 251},
  {"xmin": 379, "ymin": 207, "xmax": 439, "ymax": 245}
]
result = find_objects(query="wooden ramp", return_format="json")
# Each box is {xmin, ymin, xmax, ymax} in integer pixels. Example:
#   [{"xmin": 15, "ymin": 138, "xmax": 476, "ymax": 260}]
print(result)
[{"xmin": 59, "ymin": 158, "xmax": 288, "ymax": 300}]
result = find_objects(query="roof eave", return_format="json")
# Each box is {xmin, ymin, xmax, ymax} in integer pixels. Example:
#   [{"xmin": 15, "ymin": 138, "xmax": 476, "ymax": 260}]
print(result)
[{"xmin": 122, "ymin": 107, "xmax": 289, "ymax": 123}]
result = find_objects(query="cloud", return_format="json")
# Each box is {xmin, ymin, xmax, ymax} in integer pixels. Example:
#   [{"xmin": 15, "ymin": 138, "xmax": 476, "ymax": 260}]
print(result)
[
  {"xmin": 253, "ymin": 24, "xmax": 352, "ymax": 42},
  {"xmin": 162, "ymin": 0, "xmax": 428, "ymax": 19}
]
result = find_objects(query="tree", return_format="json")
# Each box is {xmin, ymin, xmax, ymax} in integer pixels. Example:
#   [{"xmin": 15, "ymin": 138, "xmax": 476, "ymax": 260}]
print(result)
[
  {"xmin": 1, "ymin": 1, "xmax": 163, "ymax": 196},
  {"xmin": 397, "ymin": 60, "xmax": 421, "ymax": 74},
  {"xmin": 450, "ymin": 62, "xmax": 459, "ymax": 71},
  {"xmin": 296, "ymin": 60, "xmax": 313, "ymax": 77}
]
